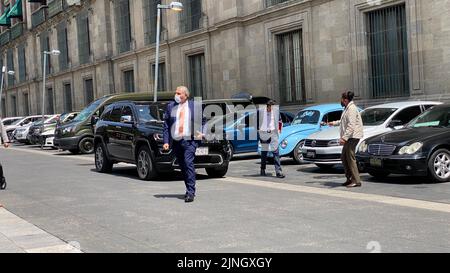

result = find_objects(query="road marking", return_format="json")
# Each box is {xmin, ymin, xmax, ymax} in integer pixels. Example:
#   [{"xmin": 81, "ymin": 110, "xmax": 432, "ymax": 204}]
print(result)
[{"xmin": 222, "ymin": 176, "xmax": 450, "ymax": 214}]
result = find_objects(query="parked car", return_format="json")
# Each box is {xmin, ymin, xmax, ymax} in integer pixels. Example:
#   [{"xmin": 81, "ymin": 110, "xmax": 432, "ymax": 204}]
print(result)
[
  {"xmin": 356, "ymin": 104, "xmax": 450, "ymax": 183},
  {"xmin": 208, "ymin": 109, "xmax": 294, "ymax": 158},
  {"xmin": 203, "ymin": 94, "xmax": 271, "ymax": 121},
  {"xmin": 5, "ymin": 115, "xmax": 43, "ymax": 141},
  {"xmin": 27, "ymin": 115, "xmax": 60, "ymax": 145},
  {"xmin": 258, "ymin": 104, "xmax": 346, "ymax": 163},
  {"xmin": 93, "ymin": 101, "xmax": 231, "ymax": 180},
  {"xmin": 12, "ymin": 116, "xmax": 53, "ymax": 144},
  {"xmin": 2, "ymin": 117, "xmax": 23, "ymax": 126},
  {"xmin": 37, "ymin": 112, "xmax": 80, "ymax": 148},
  {"xmin": 302, "ymin": 101, "xmax": 442, "ymax": 169},
  {"xmin": 55, "ymin": 92, "xmax": 173, "ymax": 154}
]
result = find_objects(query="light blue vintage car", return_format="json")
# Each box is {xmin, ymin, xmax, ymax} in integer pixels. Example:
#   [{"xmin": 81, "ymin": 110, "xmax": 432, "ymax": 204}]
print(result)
[{"xmin": 258, "ymin": 104, "xmax": 345, "ymax": 164}]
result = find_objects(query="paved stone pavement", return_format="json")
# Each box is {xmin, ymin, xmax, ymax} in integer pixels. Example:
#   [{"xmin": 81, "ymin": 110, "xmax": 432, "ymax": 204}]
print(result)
[{"xmin": 0, "ymin": 206, "xmax": 82, "ymax": 253}]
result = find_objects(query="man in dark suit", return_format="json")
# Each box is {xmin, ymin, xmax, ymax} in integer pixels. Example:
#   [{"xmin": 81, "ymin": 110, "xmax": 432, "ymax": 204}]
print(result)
[{"xmin": 163, "ymin": 86, "xmax": 204, "ymax": 203}]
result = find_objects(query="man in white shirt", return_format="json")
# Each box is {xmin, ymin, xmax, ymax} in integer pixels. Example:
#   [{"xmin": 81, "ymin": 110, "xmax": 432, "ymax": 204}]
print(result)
[{"xmin": 259, "ymin": 100, "xmax": 285, "ymax": 179}]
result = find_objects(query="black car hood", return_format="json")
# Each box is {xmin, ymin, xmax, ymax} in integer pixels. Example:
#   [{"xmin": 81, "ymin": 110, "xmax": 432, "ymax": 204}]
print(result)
[{"xmin": 368, "ymin": 127, "xmax": 450, "ymax": 145}]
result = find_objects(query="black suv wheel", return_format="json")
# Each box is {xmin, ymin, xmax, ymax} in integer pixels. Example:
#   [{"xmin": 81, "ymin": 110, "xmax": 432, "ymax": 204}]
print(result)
[
  {"xmin": 206, "ymin": 165, "xmax": 228, "ymax": 178},
  {"xmin": 79, "ymin": 137, "xmax": 94, "ymax": 154},
  {"xmin": 137, "ymin": 146, "xmax": 157, "ymax": 180},
  {"xmin": 95, "ymin": 143, "xmax": 113, "ymax": 173}
]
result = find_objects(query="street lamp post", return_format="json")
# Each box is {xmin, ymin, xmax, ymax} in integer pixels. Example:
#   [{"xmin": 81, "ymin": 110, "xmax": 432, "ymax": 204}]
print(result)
[
  {"xmin": 0, "ymin": 66, "xmax": 15, "ymax": 117},
  {"xmin": 41, "ymin": 50, "xmax": 60, "ymax": 124},
  {"xmin": 41, "ymin": 50, "xmax": 60, "ymax": 147},
  {"xmin": 153, "ymin": 1, "xmax": 183, "ymax": 102}
]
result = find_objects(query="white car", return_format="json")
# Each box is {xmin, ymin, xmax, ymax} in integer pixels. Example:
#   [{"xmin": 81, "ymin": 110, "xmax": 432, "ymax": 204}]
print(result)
[
  {"xmin": 301, "ymin": 101, "xmax": 442, "ymax": 169},
  {"xmin": 5, "ymin": 115, "xmax": 43, "ymax": 141},
  {"xmin": 13, "ymin": 122, "xmax": 36, "ymax": 144},
  {"xmin": 2, "ymin": 117, "xmax": 23, "ymax": 126},
  {"xmin": 13, "ymin": 115, "xmax": 55, "ymax": 144}
]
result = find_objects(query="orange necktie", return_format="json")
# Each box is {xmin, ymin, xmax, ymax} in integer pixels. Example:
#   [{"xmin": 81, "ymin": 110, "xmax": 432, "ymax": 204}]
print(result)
[{"xmin": 179, "ymin": 105, "xmax": 185, "ymax": 135}]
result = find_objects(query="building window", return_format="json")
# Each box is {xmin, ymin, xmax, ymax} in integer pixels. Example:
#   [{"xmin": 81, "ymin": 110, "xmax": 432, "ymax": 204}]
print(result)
[
  {"xmin": 84, "ymin": 79, "xmax": 94, "ymax": 105},
  {"xmin": 115, "ymin": 0, "xmax": 132, "ymax": 53},
  {"xmin": 63, "ymin": 83, "xmax": 72, "ymax": 112},
  {"xmin": 7, "ymin": 48, "xmax": 15, "ymax": 86},
  {"xmin": 57, "ymin": 22, "xmax": 69, "ymax": 71},
  {"xmin": 276, "ymin": 29, "xmax": 306, "ymax": 104},
  {"xmin": 188, "ymin": 53, "xmax": 205, "ymax": 98},
  {"xmin": 265, "ymin": 0, "xmax": 291, "ymax": 7},
  {"xmin": 366, "ymin": 4, "xmax": 409, "ymax": 98},
  {"xmin": 47, "ymin": 87, "xmax": 54, "ymax": 114},
  {"xmin": 11, "ymin": 95, "xmax": 17, "ymax": 116},
  {"xmin": 18, "ymin": 44, "xmax": 26, "ymax": 83},
  {"xmin": 40, "ymin": 31, "xmax": 52, "ymax": 74},
  {"xmin": 151, "ymin": 62, "xmax": 166, "ymax": 92},
  {"xmin": 77, "ymin": 10, "xmax": 91, "ymax": 65},
  {"xmin": 179, "ymin": 0, "xmax": 202, "ymax": 34},
  {"xmin": 143, "ymin": 0, "xmax": 160, "ymax": 45},
  {"xmin": 123, "ymin": 70, "xmax": 135, "ymax": 93},
  {"xmin": 23, "ymin": 93, "xmax": 29, "ymax": 116}
]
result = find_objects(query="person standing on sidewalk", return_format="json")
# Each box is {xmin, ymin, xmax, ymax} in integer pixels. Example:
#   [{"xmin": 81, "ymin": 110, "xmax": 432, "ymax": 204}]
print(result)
[
  {"xmin": 328, "ymin": 91, "xmax": 364, "ymax": 188},
  {"xmin": 163, "ymin": 86, "xmax": 204, "ymax": 203},
  {"xmin": 259, "ymin": 100, "xmax": 285, "ymax": 179},
  {"xmin": 0, "ymin": 118, "xmax": 10, "ymax": 190}
]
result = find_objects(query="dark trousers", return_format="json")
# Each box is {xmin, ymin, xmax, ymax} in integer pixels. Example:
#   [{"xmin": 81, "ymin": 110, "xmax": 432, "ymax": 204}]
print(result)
[
  {"xmin": 341, "ymin": 138, "xmax": 361, "ymax": 184},
  {"xmin": 260, "ymin": 138, "xmax": 282, "ymax": 174},
  {"xmin": 0, "ymin": 162, "xmax": 3, "ymax": 178},
  {"xmin": 173, "ymin": 139, "xmax": 197, "ymax": 197}
]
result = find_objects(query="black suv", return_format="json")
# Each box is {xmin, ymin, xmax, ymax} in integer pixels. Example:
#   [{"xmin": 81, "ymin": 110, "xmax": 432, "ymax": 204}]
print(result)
[{"xmin": 94, "ymin": 101, "xmax": 231, "ymax": 180}]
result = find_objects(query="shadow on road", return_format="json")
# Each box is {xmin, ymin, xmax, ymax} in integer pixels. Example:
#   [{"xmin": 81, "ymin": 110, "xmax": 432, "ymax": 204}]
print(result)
[
  {"xmin": 364, "ymin": 175, "xmax": 433, "ymax": 185},
  {"xmin": 89, "ymin": 167, "xmax": 211, "ymax": 182},
  {"xmin": 154, "ymin": 194, "xmax": 185, "ymax": 200}
]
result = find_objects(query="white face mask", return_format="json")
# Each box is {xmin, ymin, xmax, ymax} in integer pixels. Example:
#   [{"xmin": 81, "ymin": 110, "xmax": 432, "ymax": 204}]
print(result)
[{"xmin": 174, "ymin": 95, "xmax": 182, "ymax": 104}]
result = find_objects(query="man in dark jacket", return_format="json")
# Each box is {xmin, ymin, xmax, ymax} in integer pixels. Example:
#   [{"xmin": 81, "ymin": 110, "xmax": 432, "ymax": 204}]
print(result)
[{"xmin": 163, "ymin": 86, "xmax": 205, "ymax": 203}]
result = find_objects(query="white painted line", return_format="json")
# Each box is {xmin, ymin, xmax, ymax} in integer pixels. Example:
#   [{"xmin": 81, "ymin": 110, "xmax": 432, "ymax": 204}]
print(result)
[{"xmin": 222, "ymin": 177, "xmax": 450, "ymax": 214}]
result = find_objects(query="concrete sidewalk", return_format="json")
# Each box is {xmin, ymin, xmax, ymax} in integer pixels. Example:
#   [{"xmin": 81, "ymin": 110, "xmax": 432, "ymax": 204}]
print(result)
[{"xmin": 0, "ymin": 205, "xmax": 82, "ymax": 253}]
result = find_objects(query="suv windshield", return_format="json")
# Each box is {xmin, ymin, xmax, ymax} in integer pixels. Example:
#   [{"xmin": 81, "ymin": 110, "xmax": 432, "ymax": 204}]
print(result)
[
  {"xmin": 136, "ymin": 103, "xmax": 168, "ymax": 123},
  {"xmin": 72, "ymin": 98, "xmax": 106, "ymax": 122},
  {"xmin": 409, "ymin": 106, "xmax": 450, "ymax": 128},
  {"xmin": 292, "ymin": 110, "xmax": 320, "ymax": 125},
  {"xmin": 361, "ymin": 108, "xmax": 398, "ymax": 126}
]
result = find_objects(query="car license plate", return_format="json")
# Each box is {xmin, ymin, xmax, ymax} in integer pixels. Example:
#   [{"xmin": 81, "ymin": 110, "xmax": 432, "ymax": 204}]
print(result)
[
  {"xmin": 306, "ymin": 150, "xmax": 316, "ymax": 159},
  {"xmin": 370, "ymin": 158, "xmax": 383, "ymax": 168},
  {"xmin": 195, "ymin": 147, "xmax": 209, "ymax": 156}
]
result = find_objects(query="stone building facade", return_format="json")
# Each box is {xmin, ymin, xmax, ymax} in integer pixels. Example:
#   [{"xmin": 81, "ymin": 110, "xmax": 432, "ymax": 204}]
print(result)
[{"xmin": 0, "ymin": 0, "xmax": 449, "ymax": 117}]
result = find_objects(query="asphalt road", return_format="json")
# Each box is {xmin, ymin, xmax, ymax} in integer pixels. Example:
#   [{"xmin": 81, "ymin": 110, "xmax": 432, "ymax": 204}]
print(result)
[{"xmin": 0, "ymin": 144, "xmax": 449, "ymax": 253}]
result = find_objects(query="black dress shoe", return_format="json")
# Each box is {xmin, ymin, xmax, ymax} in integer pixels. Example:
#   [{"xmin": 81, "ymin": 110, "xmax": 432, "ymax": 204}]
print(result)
[
  {"xmin": 185, "ymin": 196, "xmax": 195, "ymax": 203},
  {"xmin": 346, "ymin": 182, "xmax": 362, "ymax": 188},
  {"xmin": 260, "ymin": 169, "xmax": 267, "ymax": 176},
  {"xmin": 276, "ymin": 173, "xmax": 285, "ymax": 179},
  {"xmin": 342, "ymin": 181, "xmax": 352, "ymax": 187}
]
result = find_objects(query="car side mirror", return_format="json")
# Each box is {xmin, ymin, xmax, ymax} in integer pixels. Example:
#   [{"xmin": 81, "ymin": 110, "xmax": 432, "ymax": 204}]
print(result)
[
  {"xmin": 388, "ymin": 120, "xmax": 403, "ymax": 129},
  {"xmin": 120, "ymin": 115, "xmax": 134, "ymax": 124}
]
